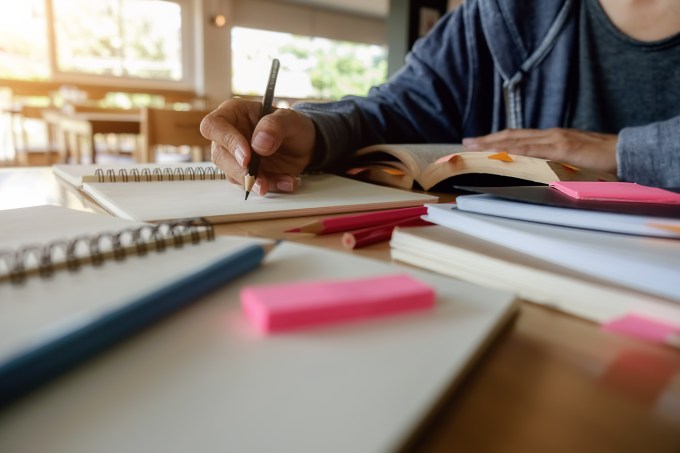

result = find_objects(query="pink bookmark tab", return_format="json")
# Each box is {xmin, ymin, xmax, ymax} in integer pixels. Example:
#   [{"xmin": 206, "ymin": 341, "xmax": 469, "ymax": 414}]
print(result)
[
  {"xmin": 550, "ymin": 181, "xmax": 680, "ymax": 204},
  {"xmin": 240, "ymin": 273, "xmax": 435, "ymax": 333},
  {"xmin": 435, "ymin": 153, "xmax": 460, "ymax": 164},
  {"xmin": 602, "ymin": 314, "xmax": 680, "ymax": 345},
  {"xmin": 346, "ymin": 167, "xmax": 370, "ymax": 176}
]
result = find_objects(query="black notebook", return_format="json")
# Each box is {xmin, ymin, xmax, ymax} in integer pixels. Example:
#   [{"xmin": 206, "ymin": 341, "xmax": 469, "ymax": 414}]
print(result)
[{"xmin": 455, "ymin": 185, "xmax": 680, "ymax": 218}]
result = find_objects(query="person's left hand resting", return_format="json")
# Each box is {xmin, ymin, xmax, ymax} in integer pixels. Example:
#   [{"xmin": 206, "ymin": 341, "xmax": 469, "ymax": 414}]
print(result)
[{"xmin": 462, "ymin": 128, "xmax": 618, "ymax": 174}]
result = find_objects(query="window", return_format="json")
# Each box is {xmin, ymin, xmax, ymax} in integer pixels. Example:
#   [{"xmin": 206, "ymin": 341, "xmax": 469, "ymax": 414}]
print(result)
[
  {"xmin": 231, "ymin": 27, "xmax": 388, "ymax": 101},
  {"xmin": 53, "ymin": 0, "xmax": 183, "ymax": 81},
  {"xmin": 0, "ymin": 1, "xmax": 49, "ymax": 80},
  {"xmin": 0, "ymin": 0, "xmax": 188, "ymax": 85}
]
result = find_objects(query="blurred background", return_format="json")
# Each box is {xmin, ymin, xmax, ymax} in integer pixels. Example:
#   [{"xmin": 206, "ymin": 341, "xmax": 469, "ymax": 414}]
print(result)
[{"xmin": 0, "ymin": 0, "xmax": 461, "ymax": 165}]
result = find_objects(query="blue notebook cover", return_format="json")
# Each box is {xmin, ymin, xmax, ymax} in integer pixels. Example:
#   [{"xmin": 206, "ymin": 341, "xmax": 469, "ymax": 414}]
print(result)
[{"xmin": 0, "ymin": 213, "xmax": 269, "ymax": 407}]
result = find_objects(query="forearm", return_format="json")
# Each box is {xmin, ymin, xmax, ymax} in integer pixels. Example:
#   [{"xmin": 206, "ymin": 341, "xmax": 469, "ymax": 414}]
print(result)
[
  {"xmin": 292, "ymin": 97, "xmax": 391, "ymax": 171},
  {"xmin": 294, "ymin": 91, "xmax": 442, "ymax": 171},
  {"xmin": 617, "ymin": 115, "xmax": 680, "ymax": 187}
]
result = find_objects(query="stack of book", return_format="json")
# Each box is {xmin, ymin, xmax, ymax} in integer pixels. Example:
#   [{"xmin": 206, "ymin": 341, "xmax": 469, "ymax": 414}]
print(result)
[{"xmin": 390, "ymin": 183, "xmax": 680, "ymax": 347}]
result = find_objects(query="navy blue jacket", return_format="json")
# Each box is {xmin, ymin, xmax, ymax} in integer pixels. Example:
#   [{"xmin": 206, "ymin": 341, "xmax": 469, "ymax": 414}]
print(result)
[{"xmin": 295, "ymin": 0, "xmax": 680, "ymax": 187}]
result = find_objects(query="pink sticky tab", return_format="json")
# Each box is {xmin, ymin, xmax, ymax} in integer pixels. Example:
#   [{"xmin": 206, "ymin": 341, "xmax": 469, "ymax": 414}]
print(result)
[
  {"xmin": 550, "ymin": 181, "xmax": 680, "ymax": 204},
  {"xmin": 435, "ymin": 153, "xmax": 460, "ymax": 164},
  {"xmin": 240, "ymin": 273, "xmax": 435, "ymax": 333},
  {"xmin": 602, "ymin": 314, "xmax": 680, "ymax": 344},
  {"xmin": 346, "ymin": 167, "xmax": 370, "ymax": 176}
]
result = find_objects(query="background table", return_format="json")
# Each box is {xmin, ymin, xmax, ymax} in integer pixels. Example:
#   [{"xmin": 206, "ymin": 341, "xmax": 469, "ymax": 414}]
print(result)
[
  {"xmin": 42, "ymin": 110, "xmax": 140, "ymax": 164},
  {"xmin": 1, "ymin": 167, "xmax": 679, "ymax": 452}
]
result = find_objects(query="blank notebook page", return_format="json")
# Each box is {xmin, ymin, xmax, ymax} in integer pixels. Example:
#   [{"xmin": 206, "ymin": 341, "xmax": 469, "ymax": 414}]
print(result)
[{"xmin": 81, "ymin": 173, "xmax": 437, "ymax": 223}]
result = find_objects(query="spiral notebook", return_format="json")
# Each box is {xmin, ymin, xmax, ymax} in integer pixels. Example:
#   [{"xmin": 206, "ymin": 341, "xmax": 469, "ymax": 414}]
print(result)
[
  {"xmin": 54, "ymin": 163, "xmax": 437, "ymax": 224},
  {"xmin": 53, "ymin": 162, "xmax": 223, "ymax": 188},
  {"xmin": 0, "ymin": 239, "xmax": 517, "ymax": 453},
  {"xmin": 0, "ymin": 205, "xmax": 271, "ymax": 406}
]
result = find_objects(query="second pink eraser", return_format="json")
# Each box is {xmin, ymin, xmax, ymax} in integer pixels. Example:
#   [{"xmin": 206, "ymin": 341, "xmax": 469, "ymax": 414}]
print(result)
[{"xmin": 240, "ymin": 273, "xmax": 435, "ymax": 333}]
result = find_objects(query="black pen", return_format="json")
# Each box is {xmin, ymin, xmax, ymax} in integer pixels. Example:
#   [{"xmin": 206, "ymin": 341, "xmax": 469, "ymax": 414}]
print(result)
[{"xmin": 244, "ymin": 58, "xmax": 280, "ymax": 200}]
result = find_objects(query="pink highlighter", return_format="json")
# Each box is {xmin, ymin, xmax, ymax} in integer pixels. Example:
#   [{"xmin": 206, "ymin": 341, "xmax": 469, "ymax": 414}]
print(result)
[{"xmin": 240, "ymin": 273, "xmax": 436, "ymax": 333}]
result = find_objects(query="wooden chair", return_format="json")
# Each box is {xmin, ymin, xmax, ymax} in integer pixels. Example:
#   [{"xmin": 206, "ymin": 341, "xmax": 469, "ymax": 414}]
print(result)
[
  {"xmin": 139, "ymin": 107, "xmax": 212, "ymax": 163},
  {"xmin": 10, "ymin": 105, "xmax": 60, "ymax": 166},
  {"xmin": 66, "ymin": 105, "xmax": 141, "ymax": 159},
  {"xmin": 48, "ymin": 106, "xmax": 141, "ymax": 164}
]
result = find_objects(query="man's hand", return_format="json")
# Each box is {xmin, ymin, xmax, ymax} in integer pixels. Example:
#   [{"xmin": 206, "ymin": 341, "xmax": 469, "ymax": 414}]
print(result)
[
  {"xmin": 200, "ymin": 98, "xmax": 316, "ymax": 196},
  {"xmin": 463, "ymin": 128, "xmax": 618, "ymax": 173}
]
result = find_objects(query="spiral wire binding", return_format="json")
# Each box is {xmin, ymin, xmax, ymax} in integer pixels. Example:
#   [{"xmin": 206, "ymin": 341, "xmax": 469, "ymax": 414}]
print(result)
[
  {"xmin": 0, "ymin": 218, "xmax": 214, "ymax": 285},
  {"xmin": 94, "ymin": 166, "xmax": 227, "ymax": 183}
]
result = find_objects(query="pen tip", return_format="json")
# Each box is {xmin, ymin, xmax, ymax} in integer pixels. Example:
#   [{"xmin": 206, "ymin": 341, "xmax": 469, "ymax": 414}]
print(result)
[{"xmin": 245, "ymin": 191, "xmax": 250, "ymax": 200}]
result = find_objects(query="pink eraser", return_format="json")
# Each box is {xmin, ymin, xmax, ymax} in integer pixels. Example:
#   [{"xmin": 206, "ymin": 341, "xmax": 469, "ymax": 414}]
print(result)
[
  {"xmin": 602, "ymin": 314, "xmax": 680, "ymax": 344},
  {"xmin": 549, "ymin": 181, "xmax": 680, "ymax": 204},
  {"xmin": 240, "ymin": 273, "xmax": 435, "ymax": 333}
]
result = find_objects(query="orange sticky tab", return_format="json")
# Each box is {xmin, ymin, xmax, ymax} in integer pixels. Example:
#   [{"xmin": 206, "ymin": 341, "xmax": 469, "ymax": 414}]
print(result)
[
  {"xmin": 346, "ymin": 167, "xmax": 370, "ymax": 176},
  {"xmin": 558, "ymin": 162, "xmax": 581, "ymax": 172},
  {"xmin": 648, "ymin": 224, "xmax": 680, "ymax": 234},
  {"xmin": 487, "ymin": 151, "xmax": 514, "ymax": 162},
  {"xmin": 435, "ymin": 154, "xmax": 460, "ymax": 164},
  {"xmin": 381, "ymin": 168, "xmax": 406, "ymax": 176}
]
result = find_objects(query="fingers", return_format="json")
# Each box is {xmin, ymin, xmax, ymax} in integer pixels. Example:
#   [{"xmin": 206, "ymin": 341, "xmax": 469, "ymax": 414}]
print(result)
[
  {"xmin": 201, "ymin": 98, "xmax": 315, "ymax": 197},
  {"xmin": 210, "ymin": 141, "xmax": 240, "ymax": 177},
  {"xmin": 241, "ymin": 109, "xmax": 315, "ymax": 196},
  {"xmin": 462, "ymin": 128, "xmax": 619, "ymax": 173},
  {"xmin": 210, "ymin": 141, "xmax": 276, "ymax": 196},
  {"xmin": 257, "ymin": 172, "xmax": 300, "ymax": 194},
  {"xmin": 201, "ymin": 102, "xmax": 253, "ymax": 158},
  {"xmin": 463, "ymin": 128, "xmax": 577, "ymax": 160},
  {"xmin": 211, "ymin": 141, "xmax": 246, "ymax": 185},
  {"xmin": 463, "ymin": 128, "xmax": 548, "ymax": 150},
  {"xmin": 251, "ymin": 108, "xmax": 316, "ymax": 158},
  {"xmin": 202, "ymin": 99, "xmax": 264, "ymax": 194},
  {"xmin": 244, "ymin": 174, "xmax": 299, "ymax": 198}
]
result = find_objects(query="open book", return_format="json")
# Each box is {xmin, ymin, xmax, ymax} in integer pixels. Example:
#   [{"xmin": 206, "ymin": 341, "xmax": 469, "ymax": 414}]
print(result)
[
  {"xmin": 0, "ymin": 205, "xmax": 271, "ymax": 406},
  {"xmin": 347, "ymin": 144, "xmax": 618, "ymax": 191}
]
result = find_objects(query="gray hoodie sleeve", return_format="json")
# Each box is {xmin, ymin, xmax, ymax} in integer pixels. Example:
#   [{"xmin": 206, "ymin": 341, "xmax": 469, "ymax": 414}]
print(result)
[{"xmin": 617, "ymin": 115, "xmax": 680, "ymax": 188}]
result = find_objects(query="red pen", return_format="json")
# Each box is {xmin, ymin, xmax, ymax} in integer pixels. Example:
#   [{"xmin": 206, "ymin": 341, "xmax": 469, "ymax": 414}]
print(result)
[
  {"xmin": 341, "ymin": 216, "xmax": 431, "ymax": 250},
  {"xmin": 286, "ymin": 205, "xmax": 428, "ymax": 235}
]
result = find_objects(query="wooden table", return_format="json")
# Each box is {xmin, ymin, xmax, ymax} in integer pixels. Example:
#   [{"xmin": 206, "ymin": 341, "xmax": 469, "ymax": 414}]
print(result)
[
  {"xmin": 42, "ymin": 110, "xmax": 140, "ymax": 164},
  {"xmin": 1, "ymin": 167, "xmax": 679, "ymax": 453}
]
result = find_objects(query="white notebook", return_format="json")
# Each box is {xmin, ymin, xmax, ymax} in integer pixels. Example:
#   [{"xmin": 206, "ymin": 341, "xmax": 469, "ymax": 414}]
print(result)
[
  {"xmin": 53, "ymin": 162, "xmax": 222, "ymax": 188},
  {"xmin": 425, "ymin": 204, "xmax": 680, "ymax": 302},
  {"xmin": 0, "ymin": 234, "xmax": 517, "ymax": 453},
  {"xmin": 391, "ymin": 224, "xmax": 680, "ymax": 325},
  {"xmin": 0, "ymin": 205, "xmax": 271, "ymax": 407},
  {"xmin": 81, "ymin": 172, "xmax": 438, "ymax": 223},
  {"xmin": 455, "ymin": 193, "xmax": 680, "ymax": 238}
]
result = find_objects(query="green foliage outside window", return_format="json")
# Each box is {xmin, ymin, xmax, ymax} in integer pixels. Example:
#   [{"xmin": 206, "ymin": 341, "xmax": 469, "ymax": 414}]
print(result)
[{"xmin": 232, "ymin": 27, "xmax": 387, "ymax": 101}]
